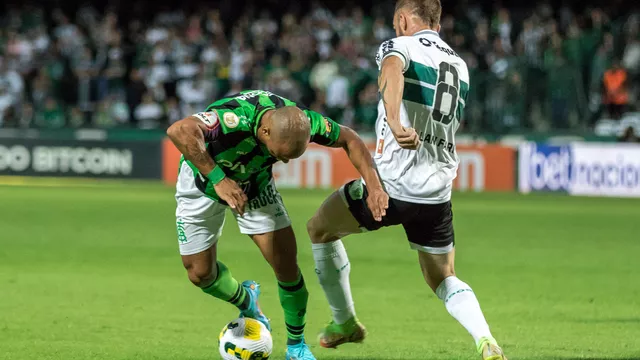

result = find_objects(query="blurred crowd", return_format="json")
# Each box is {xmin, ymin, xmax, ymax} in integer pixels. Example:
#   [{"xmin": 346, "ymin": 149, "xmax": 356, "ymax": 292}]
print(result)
[{"xmin": 0, "ymin": 1, "xmax": 638, "ymax": 134}]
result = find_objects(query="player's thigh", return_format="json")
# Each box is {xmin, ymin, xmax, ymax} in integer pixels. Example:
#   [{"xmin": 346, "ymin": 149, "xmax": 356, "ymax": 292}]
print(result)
[
  {"xmin": 308, "ymin": 178, "xmax": 404, "ymax": 243},
  {"xmin": 402, "ymin": 201, "xmax": 455, "ymax": 254},
  {"xmin": 417, "ymin": 249, "xmax": 456, "ymax": 291},
  {"xmin": 250, "ymin": 226, "xmax": 299, "ymax": 282},
  {"xmin": 403, "ymin": 201, "xmax": 456, "ymax": 289},
  {"xmin": 234, "ymin": 182, "xmax": 296, "ymax": 277},
  {"xmin": 307, "ymin": 188, "xmax": 362, "ymax": 244},
  {"xmin": 235, "ymin": 182, "xmax": 291, "ymax": 236},
  {"xmin": 176, "ymin": 162, "xmax": 227, "ymax": 272}
]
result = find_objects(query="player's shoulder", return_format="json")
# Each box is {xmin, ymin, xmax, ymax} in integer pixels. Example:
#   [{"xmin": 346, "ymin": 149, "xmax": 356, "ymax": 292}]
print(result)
[
  {"xmin": 376, "ymin": 36, "xmax": 412, "ymax": 60},
  {"xmin": 192, "ymin": 108, "xmax": 252, "ymax": 134},
  {"xmin": 414, "ymin": 34, "xmax": 469, "ymax": 80},
  {"xmin": 438, "ymin": 39, "xmax": 469, "ymax": 81},
  {"xmin": 379, "ymin": 35, "xmax": 414, "ymax": 49}
]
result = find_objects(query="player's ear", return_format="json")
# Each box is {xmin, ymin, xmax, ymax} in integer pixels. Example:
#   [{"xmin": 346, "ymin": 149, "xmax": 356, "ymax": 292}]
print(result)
[
  {"xmin": 398, "ymin": 14, "xmax": 406, "ymax": 34},
  {"xmin": 436, "ymin": 24, "xmax": 441, "ymax": 33}
]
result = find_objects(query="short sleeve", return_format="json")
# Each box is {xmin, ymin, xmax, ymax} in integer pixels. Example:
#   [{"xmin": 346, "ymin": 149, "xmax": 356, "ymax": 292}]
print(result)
[
  {"xmin": 192, "ymin": 111, "xmax": 220, "ymax": 128},
  {"xmin": 306, "ymin": 110, "xmax": 341, "ymax": 146},
  {"xmin": 375, "ymin": 37, "xmax": 411, "ymax": 73},
  {"xmin": 199, "ymin": 108, "xmax": 250, "ymax": 134}
]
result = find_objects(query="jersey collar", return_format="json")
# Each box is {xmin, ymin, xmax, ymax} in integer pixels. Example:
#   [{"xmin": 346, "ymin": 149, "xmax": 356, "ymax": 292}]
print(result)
[{"xmin": 413, "ymin": 29, "xmax": 440, "ymax": 37}]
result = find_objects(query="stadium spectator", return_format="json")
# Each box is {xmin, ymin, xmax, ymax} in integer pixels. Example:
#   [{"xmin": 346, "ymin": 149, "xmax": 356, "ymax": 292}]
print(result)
[
  {"xmin": 35, "ymin": 96, "xmax": 65, "ymax": 128},
  {"xmin": 0, "ymin": 1, "xmax": 637, "ymax": 134},
  {"xmin": 603, "ymin": 59, "xmax": 629, "ymax": 120},
  {"xmin": 134, "ymin": 92, "xmax": 164, "ymax": 129},
  {"xmin": 618, "ymin": 126, "xmax": 640, "ymax": 143},
  {"xmin": 354, "ymin": 82, "xmax": 379, "ymax": 130}
]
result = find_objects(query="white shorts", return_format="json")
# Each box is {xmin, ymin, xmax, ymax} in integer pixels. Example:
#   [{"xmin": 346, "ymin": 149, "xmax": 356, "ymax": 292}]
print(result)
[{"xmin": 175, "ymin": 162, "xmax": 292, "ymax": 256}]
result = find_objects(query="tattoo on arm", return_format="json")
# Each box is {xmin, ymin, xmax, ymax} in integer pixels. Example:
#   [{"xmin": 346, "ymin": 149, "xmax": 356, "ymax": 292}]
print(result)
[{"xmin": 379, "ymin": 78, "xmax": 388, "ymax": 105}]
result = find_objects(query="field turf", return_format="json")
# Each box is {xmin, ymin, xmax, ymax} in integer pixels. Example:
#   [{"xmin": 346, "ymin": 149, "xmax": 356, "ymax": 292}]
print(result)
[{"xmin": 1, "ymin": 182, "xmax": 639, "ymax": 360}]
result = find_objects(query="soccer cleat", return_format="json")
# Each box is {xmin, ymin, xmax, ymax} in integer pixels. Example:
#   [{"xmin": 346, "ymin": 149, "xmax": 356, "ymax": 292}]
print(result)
[
  {"xmin": 477, "ymin": 337, "xmax": 507, "ymax": 360},
  {"xmin": 317, "ymin": 317, "xmax": 366, "ymax": 349},
  {"xmin": 285, "ymin": 338, "xmax": 316, "ymax": 360},
  {"xmin": 239, "ymin": 280, "xmax": 271, "ymax": 331}
]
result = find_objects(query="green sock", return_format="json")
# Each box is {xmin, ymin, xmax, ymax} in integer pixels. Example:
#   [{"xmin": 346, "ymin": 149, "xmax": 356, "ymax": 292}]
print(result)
[
  {"xmin": 278, "ymin": 272, "xmax": 309, "ymax": 345},
  {"xmin": 202, "ymin": 262, "xmax": 250, "ymax": 311}
]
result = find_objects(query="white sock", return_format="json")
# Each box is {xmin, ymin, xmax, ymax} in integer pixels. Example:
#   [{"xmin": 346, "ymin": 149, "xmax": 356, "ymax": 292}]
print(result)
[
  {"xmin": 436, "ymin": 276, "xmax": 493, "ymax": 346},
  {"xmin": 312, "ymin": 240, "xmax": 355, "ymax": 324}
]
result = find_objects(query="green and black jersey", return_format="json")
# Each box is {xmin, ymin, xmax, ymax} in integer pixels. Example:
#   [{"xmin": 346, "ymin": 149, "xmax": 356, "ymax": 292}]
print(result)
[{"xmin": 180, "ymin": 90, "xmax": 341, "ymax": 202}]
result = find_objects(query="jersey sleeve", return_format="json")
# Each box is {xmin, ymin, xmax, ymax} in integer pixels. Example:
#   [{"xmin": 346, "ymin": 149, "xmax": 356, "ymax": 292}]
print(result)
[
  {"xmin": 305, "ymin": 110, "xmax": 341, "ymax": 146},
  {"xmin": 191, "ymin": 108, "xmax": 250, "ymax": 142},
  {"xmin": 375, "ymin": 37, "xmax": 411, "ymax": 73}
]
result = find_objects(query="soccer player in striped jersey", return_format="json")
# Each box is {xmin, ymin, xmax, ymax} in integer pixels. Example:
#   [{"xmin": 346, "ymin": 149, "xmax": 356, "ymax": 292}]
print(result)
[
  {"xmin": 306, "ymin": 1, "xmax": 507, "ymax": 359},
  {"xmin": 167, "ymin": 90, "xmax": 388, "ymax": 360}
]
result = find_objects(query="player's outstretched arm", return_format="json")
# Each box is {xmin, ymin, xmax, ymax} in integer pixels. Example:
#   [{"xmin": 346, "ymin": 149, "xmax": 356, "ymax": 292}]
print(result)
[
  {"xmin": 379, "ymin": 56, "xmax": 420, "ymax": 150},
  {"xmin": 333, "ymin": 125, "xmax": 389, "ymax": 221},
  {"xmin": 167, "ymin": 117, "xmax": 248, "ymax": 214}
]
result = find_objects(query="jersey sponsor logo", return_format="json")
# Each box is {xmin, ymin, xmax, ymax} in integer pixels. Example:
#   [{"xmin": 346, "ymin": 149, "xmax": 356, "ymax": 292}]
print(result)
[
  {"xmin": 246, "ymin": 184, "xmax": 280, "ymax": 211},
  {"xmin": 235, "ymin": 90, "xmax": 275, "ymax": 101},
  {"xmin": 376, "ymin": 139, "xmax": 384, "ymax": 155},
  {"xmin": 176, "ymin": 219, "xmax": 187, "ymax": 243},
  {"xmin": 380, "ymin": 40, "xmax": 395, "ymax": 56},
  {"xmin": 418, "ymin": 38, "xmax": 460, "ymax": 57},
  {"xmin": 324, "ymin": 118, "xmax": 332, "ymax": 134},
  {"xmin": 193, "ymin": 112, "xmax": 219, "ymax": 128},
  {"xmin": 420, "ymin": 132, "xmax": 456, "ymax": 154},
  {"xmin": 217, "ymin": 159, "xmax": 247, "ymax": 173},
  {"xmin": 223, "ymin": 112, "xmax": 240, "ymax": 128},
  {"xmin": 216, "ymin": 159, "xmax": 261, "ymax": 175}
]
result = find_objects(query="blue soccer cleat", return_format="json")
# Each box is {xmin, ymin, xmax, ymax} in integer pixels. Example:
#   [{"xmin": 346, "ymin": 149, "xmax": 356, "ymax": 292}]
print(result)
[
  {"xmin": 285, "ymin": 338, "xmax": 316, "ymax": 360},
  {"xmin": 239, "ymin": 280, "xmax": 271, "ymax": 331}
]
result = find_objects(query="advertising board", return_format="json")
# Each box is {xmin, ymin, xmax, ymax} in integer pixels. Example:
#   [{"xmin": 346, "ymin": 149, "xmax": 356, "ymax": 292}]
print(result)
[
  {"xmin": 518, "ymin": 142, "xmax": 640, "ymax": 198},
  {"xmin": 0, "ymin": 139, "xmax": 161, "ymax": 179}
]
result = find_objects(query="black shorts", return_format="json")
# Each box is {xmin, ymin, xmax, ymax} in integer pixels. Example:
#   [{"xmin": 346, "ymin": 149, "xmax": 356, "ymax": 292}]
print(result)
[{"xmin": 341, "ymin": 179, "xmax": 454, "ymax": 253}]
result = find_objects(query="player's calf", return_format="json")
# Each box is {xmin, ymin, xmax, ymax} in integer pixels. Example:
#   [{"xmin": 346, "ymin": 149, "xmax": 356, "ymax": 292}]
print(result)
[
  {"xmin": 417, "ymin": 251, "xmax": 505, "ymax": 358},
  {"xmin": 307, "ymin": 189, "xmax": 367, "ymax": 347},
  {"xmin": 251, "ymin": 228, "xmax": 310, "ymax": 346}
]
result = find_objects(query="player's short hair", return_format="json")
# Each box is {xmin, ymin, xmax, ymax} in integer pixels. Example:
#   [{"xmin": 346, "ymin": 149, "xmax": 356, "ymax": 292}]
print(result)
[{"xmin": 395, "ymin": 0, "xmax": 442, "ymax": 28}]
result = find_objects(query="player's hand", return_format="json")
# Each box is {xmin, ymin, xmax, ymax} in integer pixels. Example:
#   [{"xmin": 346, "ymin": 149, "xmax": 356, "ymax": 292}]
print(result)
[
  {"xmin": 366, "ymin": 186, "xmax": 389, "ymax": 222},
  {"xmin": 214, "ymin": 177, "xmax": 248, "ymax": 216},
  {"xmin": 392, "ymin": 126, "xmax": 420, "ymax": 150}
]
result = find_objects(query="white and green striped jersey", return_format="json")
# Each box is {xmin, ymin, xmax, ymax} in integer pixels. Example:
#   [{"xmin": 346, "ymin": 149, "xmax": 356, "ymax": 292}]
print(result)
[{"xmin": 374, "ymin": 29, "xmax": 469, "ymax": 204}]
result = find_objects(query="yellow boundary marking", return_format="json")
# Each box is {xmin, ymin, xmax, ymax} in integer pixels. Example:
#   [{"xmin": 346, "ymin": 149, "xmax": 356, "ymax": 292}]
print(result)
[{"xmin": 0, "ymin": 176, "xmax": 164, "ymax": 189}]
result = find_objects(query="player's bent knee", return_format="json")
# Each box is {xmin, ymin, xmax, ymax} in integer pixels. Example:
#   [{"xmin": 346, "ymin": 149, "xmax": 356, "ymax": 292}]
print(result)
[
  {"xmin": 185, "ymin": 261, "xmax": 217, "ymax": 288},
  {"xmin": 306, "ymin": 216, "xmax": 336, "ymax": 244}
]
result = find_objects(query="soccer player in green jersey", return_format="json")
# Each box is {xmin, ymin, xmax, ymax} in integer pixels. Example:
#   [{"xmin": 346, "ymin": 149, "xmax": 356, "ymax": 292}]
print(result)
[{"xmin": 166, "ymin": 90, "xmax": 388, "ymax": 360}]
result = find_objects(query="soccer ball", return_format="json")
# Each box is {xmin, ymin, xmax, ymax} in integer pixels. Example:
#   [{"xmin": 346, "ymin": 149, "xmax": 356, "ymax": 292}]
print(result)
[{"xmin": 218, "ymin": 317, "xmax": 272, "ymax": 360}]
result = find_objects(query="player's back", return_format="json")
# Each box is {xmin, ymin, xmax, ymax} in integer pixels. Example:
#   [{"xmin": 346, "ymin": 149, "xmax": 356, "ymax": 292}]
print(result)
[{"xmin": 374, "ymin": 30, "xmax": 469, "ymax": 204}]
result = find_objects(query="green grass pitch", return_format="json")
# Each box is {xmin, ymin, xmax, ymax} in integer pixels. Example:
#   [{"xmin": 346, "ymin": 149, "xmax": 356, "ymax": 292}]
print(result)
[{"xmin": 1, "ymin": 182, "xmax": 639, "ymax": 360}]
